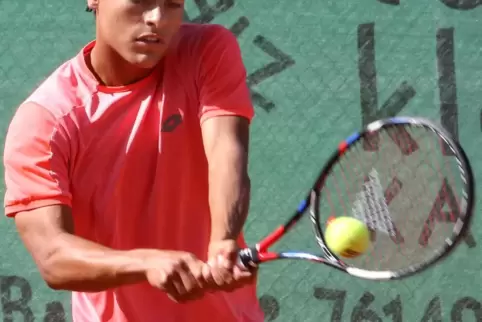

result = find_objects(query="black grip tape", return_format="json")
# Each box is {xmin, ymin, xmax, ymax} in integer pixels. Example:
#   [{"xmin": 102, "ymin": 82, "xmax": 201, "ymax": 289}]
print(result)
[{"xmin": 237, "ymin": 247, "xmax": 260, "ymax": 270}]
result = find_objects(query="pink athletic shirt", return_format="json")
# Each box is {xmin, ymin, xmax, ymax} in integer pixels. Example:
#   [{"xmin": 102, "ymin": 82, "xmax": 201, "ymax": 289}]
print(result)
[{"xmin": 3, "ymin": 23, "xmax": 264, "ymax": 322}]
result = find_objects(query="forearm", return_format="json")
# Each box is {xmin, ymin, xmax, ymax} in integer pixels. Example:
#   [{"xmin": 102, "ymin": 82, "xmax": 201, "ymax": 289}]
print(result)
[
  {"xmin": 41, "ymin": 232, "xmax": 151, "ymax": 292},
  {"xmin": 208, "ymin": 158, "xmax": 251, "ymax": 242},
  {"xmin": 202, "ymin": 115, "xmax": 252, "ymax": 243}
]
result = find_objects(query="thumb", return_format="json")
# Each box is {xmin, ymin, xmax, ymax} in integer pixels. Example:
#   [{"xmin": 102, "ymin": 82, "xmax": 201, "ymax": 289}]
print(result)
[
  {"xmin": 218, "ymin": 243, "xmax": 239, "ymax": 269},
  {"xmin": 217, "ymin": 252, "xmax": 235, "ymax": 269}
]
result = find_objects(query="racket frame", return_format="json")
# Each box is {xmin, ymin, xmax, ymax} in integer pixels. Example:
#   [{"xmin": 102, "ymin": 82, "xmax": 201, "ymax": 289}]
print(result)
[{"xmin": 238, "ymin": 117, "xmax": 475, "ymax": 280}]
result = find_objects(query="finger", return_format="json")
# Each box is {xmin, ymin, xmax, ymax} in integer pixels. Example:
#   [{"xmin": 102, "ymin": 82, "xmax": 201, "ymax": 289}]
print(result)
[
  {"xmin": 217, "ymin": 254, "xmax": 234, "ymax": 269},
  {"xmin": 207, "ymin": 257, "xmax": 224, "ymax": 286},
  {"xmin": 202, "ymin": 263, "xmax": 216, "ymax": 290},
  {"xmin": 176, "ymin": 261, "xmax": 206, "ymax": 302},
  {"xmin": 157, "ymin": 270, "xmax": 182, "ymax": 303},
  {"xmin": 169, "ymin": 271, "xmax": 187, "ymax": 302},
  {"xmin": 233, "ymin": 265, "xmax": 254, "ymax": 279},
  {"xmin": 215, "ymin": 264, "xmax": 235, "ymax": 285},
  {"xmin": 232, "ymin": 266, "xmax": 257, "ymax": 290},
  {"xmin": 212, "ymin": 268, "xmax": 237, "ymax": 293},
  {"xmin": 188, "ymin": 261, "xmax": 206, "ymax": 290},
  {"xmin": 209, "ymin": 265, "xmax": 226, "ymax": 287},
  {"xmin": 182, "ymin": 261, "xmax": 210, "ymax": 302},
  {"xmin": 207, "ymin": 263, "xmax": 230, "ymax": 288},
  {"xmin": 164, "ymin": 282, "xmax": 182, "ymax": 303}
]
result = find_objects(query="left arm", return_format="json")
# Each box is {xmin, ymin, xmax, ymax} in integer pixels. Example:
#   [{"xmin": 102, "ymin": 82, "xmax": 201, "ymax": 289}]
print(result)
[
  {"xmin": 197, "ymin": 25, "xmax": 257, "ymax": 288},
  {"xmin": 201, "ymin": 116, "xmax": 251, "ymax": 242},
  {"xmin": 196, "ymin": 25, "xmax": 255, "ymax": 244}
]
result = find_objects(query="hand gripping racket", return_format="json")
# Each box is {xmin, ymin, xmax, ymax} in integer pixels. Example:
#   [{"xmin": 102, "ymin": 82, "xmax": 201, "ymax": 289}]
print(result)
[{"xmin": 238, "ymin": 117, "xmax": 474, "ymax": 280}]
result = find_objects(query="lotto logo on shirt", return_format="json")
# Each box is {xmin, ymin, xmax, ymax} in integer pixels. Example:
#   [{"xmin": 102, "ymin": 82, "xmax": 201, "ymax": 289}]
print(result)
[{"xmin": 161, "ymin": 113, "xmax": 183, "ymax": 132}]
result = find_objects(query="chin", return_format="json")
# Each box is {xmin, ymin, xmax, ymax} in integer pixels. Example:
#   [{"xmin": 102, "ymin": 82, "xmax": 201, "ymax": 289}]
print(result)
[{"xmin": 129, "ymin": 53, "xmax": 164, "ymax": 69}]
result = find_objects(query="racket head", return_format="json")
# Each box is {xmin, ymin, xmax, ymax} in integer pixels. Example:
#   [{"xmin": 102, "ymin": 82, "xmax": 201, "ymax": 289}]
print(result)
[{"xmin": 309, "ymin": 116, "xmax": 475, "ymax": 280}]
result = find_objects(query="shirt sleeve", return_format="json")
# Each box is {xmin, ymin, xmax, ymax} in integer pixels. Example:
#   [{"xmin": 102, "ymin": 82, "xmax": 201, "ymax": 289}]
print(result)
[
  {"xmin": 3, "ymin": 102, "xmax": 72, "ymax": 217},
  {"xmin": 197, "ymin": 24, "xmax": 254, "ymax": 124}
]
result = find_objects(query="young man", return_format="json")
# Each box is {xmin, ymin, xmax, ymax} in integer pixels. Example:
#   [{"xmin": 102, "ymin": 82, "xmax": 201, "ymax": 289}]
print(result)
[{"xmin": 3, "ymin": 0, "xmax": 264, "ymax": 321}]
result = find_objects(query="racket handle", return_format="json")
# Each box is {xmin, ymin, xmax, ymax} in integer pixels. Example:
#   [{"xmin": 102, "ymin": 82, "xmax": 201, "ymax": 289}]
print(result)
[{"xmin": 237, "ymin": 247, "xmax": 259, "ymax": 271}]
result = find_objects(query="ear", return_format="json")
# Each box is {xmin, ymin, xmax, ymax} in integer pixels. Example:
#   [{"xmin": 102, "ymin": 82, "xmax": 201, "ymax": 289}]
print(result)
[{"xmin": 86, "ymin": 0, "xmax": 99, "ymax": 11}]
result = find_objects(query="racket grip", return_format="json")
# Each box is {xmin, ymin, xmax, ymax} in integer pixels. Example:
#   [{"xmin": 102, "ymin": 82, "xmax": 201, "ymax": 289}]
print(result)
[{"xmin": 237, "ymin": 247, "xmax": 259, "ymax": 271}]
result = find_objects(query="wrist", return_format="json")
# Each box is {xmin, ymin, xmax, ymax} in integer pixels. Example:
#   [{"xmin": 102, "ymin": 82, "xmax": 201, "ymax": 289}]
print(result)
[
  {"xmin": 210, "ymin": 232, "xmax": 238, "ymax": 243},
  {"xmin": 208, "ymin": 238, "xmax": 241, "ymax": 255},
  {"xmin": 210, "ymin": 214, "xmax": 246, "ymax": 242},
  {"xmin": 117, "ymin": 249, "xmax": 159, "ymax": 282}
]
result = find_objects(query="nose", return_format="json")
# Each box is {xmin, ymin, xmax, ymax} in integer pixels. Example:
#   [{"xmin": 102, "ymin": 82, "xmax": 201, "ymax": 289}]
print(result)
[{"xmin": 145, "ymin": 6, "xmax": 163, "ymax": 27}]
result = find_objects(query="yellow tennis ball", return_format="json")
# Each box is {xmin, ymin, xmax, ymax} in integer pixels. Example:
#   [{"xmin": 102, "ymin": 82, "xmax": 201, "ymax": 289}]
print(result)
[{"xmin": 324, "ymin": 216, "xmax": 370, "ymax": 258}]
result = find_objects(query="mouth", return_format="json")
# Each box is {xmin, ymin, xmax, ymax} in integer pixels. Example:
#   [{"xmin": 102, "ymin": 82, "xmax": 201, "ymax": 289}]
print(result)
[{"xmin": 135, "ymin": 34, "xmax": 164, "ymax": 45}]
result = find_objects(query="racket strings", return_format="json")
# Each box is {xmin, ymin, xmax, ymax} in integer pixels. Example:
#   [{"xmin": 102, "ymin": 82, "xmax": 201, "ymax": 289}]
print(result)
[
  {"xmin": 388, "ymin": 127, "xmax": 451, "ymax": 262},
  {"xmin": 315, "ymin": 124, "xmax": 467, "ymax": 271},
  {"xmin": 396, "ymin": 127, "xmax": 442, "ymax": 242},
  {"xmin": 396, "ymin": 126, "xmax": 464, "ymax": 249},
  {"xmin": 416, "ymin": 127, "xmax": 462, "ymax": 247},
  {"xmin": 357, "ymin": 135, "xmax": 406, "ymax": 266},
  {"xmin": 331, "ymin": 130, "xmax": 429, "ymax": 269}
]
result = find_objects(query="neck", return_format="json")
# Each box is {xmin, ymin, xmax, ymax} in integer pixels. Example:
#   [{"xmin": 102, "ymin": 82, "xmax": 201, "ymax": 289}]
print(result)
[{"xmin": 88, "ymin": 42, "xmax": 154, "ymax": 87}]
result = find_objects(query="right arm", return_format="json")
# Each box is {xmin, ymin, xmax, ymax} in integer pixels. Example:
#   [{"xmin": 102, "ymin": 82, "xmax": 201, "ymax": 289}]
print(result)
[
  {"xmin": 14, "ymin": 204, "xmax": 151, "ymax": 292},
  {"xmin": 3, "ymin": 103, "xmax": 206, "ymax": 296},
  {"xmin": 4, "ymin": 102, "xmax": 151, "ymax": 292}
]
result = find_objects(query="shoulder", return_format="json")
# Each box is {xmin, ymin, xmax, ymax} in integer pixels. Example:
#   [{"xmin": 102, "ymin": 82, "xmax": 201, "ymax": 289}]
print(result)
[
  {"xmin": 5, "ymin": 102, "xmax": 68, "ymax": 151},
  {"xmin": 171, "ymin": 23, "xmax": 240, "ymax": 61},
  {"xmin": 23, "ymin": 46, "xmax": 93, "ymax": 119},
  {"xmin": 178, "ymin": 23, "xmax": 235, "ymax": 44},
  {"xmin": 164, "ymin": 24, "xmax": 242, "ymax": 96},
  {"xmin": 6, "ymin": 50, "xmax": 88, "ymax": 152}
]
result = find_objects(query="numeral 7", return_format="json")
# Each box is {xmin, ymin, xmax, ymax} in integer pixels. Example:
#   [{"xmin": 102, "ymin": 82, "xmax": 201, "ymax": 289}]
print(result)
[{"xmin": 313, "ymin": 287, "xmax": 347, "ymax": 322}]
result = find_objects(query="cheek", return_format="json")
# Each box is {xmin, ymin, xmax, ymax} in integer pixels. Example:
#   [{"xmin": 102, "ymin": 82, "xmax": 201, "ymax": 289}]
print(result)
[{"xmin": 100, "ymin": 17, "xmax": 132, "ymax": 48}]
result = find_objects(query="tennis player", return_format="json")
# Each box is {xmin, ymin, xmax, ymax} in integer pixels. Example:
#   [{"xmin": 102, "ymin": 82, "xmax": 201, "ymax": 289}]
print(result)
[{"xmin": 3, "ymin": 0, "xmax": 264, "ymax": 321}]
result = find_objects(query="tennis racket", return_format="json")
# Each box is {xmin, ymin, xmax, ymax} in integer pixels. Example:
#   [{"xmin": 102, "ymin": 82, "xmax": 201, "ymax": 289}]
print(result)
[{"xmin": 238, "ymin": 116, "xmax": 474, "ymax": 280}]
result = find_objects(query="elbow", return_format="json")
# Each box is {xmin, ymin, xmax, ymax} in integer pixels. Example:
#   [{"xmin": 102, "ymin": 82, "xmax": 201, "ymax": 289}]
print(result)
[
  {"xmin": 44, "ymin": 279, "xmax": 65, "ymax": 291},
  {"xmin": 41, "ymin": 271, "xmax": 66, "ymax": 291},
  {"xmin": 37, "ymin": 247, "xmax": 70, "ymax": 291}
]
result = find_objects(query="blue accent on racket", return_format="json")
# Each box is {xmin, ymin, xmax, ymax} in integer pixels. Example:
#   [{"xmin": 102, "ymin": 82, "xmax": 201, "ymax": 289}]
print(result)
[
  {"xmin": 345, "ymin": 132, "xmax": 360, "ymax": 145},
  {"xmin": 297, "ymin": 199, "xmax": 307, "ymax": 212}
]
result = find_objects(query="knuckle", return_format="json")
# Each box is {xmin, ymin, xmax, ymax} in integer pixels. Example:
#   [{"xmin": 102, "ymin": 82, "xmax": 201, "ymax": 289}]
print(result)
[
  {"xmin": 170, "ymin": 260, "xmax": 184, "ymax": 272},
  {"xmin": 191, "ymin": 266, "xmax": 204, "ymax": 280},
  {"xmin": 184, "ymin": 284, "xmax": 196, "ymax": 295},
  {"xmin": 166, "ymin": 265, "xmax": 177, "ymax": 276},
  {"xmin": 162, "ymin": 269, "xmax": 177, "ymax": 284},
  {"xmin": 181, "ymin": 253, "xmax": 196, "ymax": 262}
]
